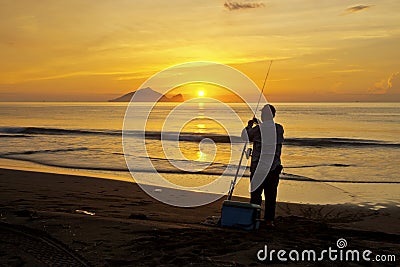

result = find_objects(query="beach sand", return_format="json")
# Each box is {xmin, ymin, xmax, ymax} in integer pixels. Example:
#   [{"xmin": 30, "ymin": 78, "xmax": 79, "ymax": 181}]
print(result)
[{"xmin": 0, "ymin": 168, "xmax": 399, "ymax": 266}]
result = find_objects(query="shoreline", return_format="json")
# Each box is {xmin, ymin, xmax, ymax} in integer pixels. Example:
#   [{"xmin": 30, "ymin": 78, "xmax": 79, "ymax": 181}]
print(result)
[
  {"xmin": 0, "ymin": 168, "xmax": 399, "ymax": 265},
  {"xmin": 3, "ymin": 157, "xmax": 399, "ymax": 207}
]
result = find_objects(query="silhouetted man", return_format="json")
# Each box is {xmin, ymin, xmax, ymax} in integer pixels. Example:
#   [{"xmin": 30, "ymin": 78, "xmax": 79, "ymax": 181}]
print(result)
[{"xmin": 242, "ymin": 104, "xmax": 284, "ymax": 227}]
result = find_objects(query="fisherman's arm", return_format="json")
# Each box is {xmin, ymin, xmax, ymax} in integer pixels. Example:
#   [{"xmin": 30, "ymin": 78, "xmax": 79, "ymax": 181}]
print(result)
[{"xmin": 241, "ymin": 118, "xmax": 260, "ymax": 142}]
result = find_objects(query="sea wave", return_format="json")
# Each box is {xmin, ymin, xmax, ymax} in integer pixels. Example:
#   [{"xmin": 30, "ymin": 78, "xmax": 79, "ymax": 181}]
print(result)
[
  {"xmin": 284, "ymin": 137, "xmax": 400, "ymax": 147},
  {"xmin": 0, "ymin": 126, "xmax": 399, "ymax": 147},
  {"xmin": 0, "ymin": 127, "xmax": 121, "ymax": 136},
  {"xmin": 0, "ymin": 147, "xmax": 89, "ymax": 156},
  {"xmin": 0, "ymin": 127, "xmax": 240, "ymax": 143}
]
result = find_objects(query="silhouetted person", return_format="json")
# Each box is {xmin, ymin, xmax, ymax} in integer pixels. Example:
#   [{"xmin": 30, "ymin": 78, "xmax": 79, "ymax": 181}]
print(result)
[{"xmin": 242, "ymin": 104, "xmax": 284, "ymax": 227}]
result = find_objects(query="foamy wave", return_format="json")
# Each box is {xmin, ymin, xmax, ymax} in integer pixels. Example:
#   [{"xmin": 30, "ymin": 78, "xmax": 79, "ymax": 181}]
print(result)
[
  {"xmin": 284, "ymin": 137, "xmax": 400, "ymax": 147},
  {"xmin": 0, "ymin": 127, "xmax": 399, "ymax": 147}
]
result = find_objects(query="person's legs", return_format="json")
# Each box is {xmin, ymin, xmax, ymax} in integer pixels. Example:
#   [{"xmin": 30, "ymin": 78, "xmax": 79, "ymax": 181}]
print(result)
[
  {"xmin": 249, "ymin": 172, "xmax": 263, "ymax": 205},
  {"xmin": 263, "ymin": 170, "xmax": 280, "ymax": 221}
]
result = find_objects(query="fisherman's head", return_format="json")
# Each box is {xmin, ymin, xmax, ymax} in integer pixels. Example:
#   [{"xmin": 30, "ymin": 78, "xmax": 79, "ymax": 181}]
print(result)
[{"xmin": 261, "ymin": 104, "xmax": 276, "ymax": 121}]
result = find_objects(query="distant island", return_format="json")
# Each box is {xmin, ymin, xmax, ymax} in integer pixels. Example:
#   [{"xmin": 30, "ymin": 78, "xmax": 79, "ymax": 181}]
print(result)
[{"xmin": 109, "ymin": 87, "xmax": 184, "ymax": 102}]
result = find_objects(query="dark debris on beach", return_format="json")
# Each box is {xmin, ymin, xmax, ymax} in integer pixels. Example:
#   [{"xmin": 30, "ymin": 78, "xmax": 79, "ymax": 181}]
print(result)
[{"xmin": 0, "ymin": 210, "xmax": 398, "ymax": 267}]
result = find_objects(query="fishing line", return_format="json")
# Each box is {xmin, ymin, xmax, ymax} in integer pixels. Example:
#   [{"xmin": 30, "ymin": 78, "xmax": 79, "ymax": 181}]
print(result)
[
  {"xmin": 227, "ymin": 60, "xmax": 273, "ymax": 200},
  {"xmin": 227, "ymin": 60, "xmax": 352, "ymax": 201},
  {"xmin": 266, "ymin": 62, "xmax": 350, "ymax": 197}
]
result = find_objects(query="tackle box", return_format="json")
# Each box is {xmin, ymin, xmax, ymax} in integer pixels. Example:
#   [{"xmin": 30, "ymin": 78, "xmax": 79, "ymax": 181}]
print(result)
[{"xmin": 221, "ymin": 200, "xmax": 261, "ymax": 230}]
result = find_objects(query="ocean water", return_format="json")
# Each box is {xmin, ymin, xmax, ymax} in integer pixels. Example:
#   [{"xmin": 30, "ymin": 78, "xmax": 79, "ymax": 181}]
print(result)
[{"xmin": 0, "ymin": 102, "xmax": 399, "ymax": 206}]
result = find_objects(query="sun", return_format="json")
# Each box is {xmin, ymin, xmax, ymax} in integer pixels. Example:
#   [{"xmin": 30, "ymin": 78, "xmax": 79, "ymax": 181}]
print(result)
[{"xmin": 197, "ymin": 90, "xmax": 205, "ymax": 97}]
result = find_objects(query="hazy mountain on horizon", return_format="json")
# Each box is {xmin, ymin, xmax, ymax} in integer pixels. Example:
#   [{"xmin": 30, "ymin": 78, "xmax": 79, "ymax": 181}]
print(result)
[{"xmin": 109, "ymin": 87, "xmax": 184, "ymax": 102}]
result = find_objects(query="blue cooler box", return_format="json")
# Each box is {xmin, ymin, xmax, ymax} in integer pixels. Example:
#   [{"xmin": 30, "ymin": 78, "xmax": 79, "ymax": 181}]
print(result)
[{"xmin": 221, "ymin": 200, "xmax": 261, "ymax": 230}]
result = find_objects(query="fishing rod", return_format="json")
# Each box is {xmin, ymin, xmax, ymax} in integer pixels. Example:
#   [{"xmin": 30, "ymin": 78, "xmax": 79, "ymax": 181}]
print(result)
[
  {"xmin": 227, "ymin": 60, "xmax": 273, "ymax": 200},
  {"xmin": 254, "ymin": 61, "xmax": 273, "ymax": 118}
]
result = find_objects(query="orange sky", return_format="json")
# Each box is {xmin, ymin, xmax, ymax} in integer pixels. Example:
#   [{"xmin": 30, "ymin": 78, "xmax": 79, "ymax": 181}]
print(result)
[{"xmin": 0, "ymin": 1, "xmax": 399, "ymax": 102}]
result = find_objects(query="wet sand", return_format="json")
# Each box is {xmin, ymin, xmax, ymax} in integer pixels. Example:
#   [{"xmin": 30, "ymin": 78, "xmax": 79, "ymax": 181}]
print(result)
[{"xmin": 0, "ymin": 168, "xmax": 398, "ymax": 266}]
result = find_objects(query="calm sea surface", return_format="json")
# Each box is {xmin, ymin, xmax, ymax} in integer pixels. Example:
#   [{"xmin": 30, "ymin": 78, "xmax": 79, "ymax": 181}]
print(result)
[{"xmin": 1, "ymin": 102, "xmax": 399, "ymax": 206}]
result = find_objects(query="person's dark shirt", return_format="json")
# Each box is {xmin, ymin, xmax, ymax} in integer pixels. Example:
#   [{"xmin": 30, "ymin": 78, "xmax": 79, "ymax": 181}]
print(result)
[{"xmin": 241, "ymin": 122, "xmax": 284, "ymax": 172}]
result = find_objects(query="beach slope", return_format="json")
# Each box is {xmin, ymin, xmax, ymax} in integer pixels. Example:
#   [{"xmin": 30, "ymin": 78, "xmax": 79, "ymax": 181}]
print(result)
[{"xmin": 0, "ymin": 168, "xmax": 398, "ymax": 266}]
